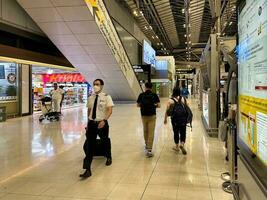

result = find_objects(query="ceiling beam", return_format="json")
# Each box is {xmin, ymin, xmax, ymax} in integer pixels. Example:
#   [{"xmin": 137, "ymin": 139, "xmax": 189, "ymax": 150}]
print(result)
[{"xmin": 208, "ymin": 0, "xmax": 216, "ymax": 18}]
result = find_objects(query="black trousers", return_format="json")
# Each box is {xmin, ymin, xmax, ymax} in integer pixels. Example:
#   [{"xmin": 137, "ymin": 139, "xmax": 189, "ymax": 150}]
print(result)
[
  {"xmin": 83, "ymin": 120, "xmax": 111, "ymax": 170},
  {"xmin": 171, "ymin": 121, "xmax": 186, "ymax": 144}
]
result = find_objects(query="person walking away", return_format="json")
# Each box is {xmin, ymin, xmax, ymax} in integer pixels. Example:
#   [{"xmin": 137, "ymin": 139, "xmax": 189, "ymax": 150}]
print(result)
[
  {"xmin": 137, "ymin": 82, "xmax": 160, "ymax": 157},
  {"xmin": 181, "ymin": 83, "xmax": 189, "ymax": 99},
  {"xmin": 164, "ymin": 87, "xmax": 188, "ymax": 155},
  {"xmin": 80, "ymin": 79, "xmax": 114, "ymax": 178},
  {"xmin": 50, "ymin": 83, "xmax": 64, "ymax": 114}
]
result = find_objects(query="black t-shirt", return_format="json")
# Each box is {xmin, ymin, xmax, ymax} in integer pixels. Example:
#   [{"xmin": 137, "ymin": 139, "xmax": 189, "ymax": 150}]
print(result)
[{"xmin": 137, "ymin": 90, "xmax": 160, "ymax": 116}]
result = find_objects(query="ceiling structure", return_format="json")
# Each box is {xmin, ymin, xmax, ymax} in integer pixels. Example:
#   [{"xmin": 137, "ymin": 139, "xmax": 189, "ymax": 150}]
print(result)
[{"xmin": 120, "ymin": 0, "xmax": 237, "ymax": 64}]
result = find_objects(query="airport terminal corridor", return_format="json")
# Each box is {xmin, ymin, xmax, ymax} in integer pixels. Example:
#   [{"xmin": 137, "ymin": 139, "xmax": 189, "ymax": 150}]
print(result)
[{"xmin": 0, "ymin": 99, "xmax": 233, "ymax": 200}]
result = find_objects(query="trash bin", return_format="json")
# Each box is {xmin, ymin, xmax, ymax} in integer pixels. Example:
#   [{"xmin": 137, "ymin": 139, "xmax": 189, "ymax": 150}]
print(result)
[{"xmin": 0, "ymin": 106, "xmax": 6, "ymax": 122}]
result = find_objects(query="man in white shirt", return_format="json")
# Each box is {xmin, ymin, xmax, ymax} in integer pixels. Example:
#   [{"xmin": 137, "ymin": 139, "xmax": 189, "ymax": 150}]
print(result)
[
  {"xmin": 49, "ymin": 83, "xmax": 64, "ymax": 113},
  {"xmin": 80, "ymin": 79, "xmax": 114, "ymax": 178}
]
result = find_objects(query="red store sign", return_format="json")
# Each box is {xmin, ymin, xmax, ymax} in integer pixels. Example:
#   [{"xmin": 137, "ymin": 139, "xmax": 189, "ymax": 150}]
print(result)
[{"xmin": 42, "ymin": 73, "xmax": 87, "ymax": 83}]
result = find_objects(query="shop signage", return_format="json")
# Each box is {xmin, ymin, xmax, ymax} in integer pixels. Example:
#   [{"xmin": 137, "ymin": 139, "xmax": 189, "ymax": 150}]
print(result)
[
  {"xmin": 176, "ymin": 68, "xmax": 196, "ymax": 74},
  {"xmin": 42, "ymin": 74, "xmax": 87, "ymax": 83}
]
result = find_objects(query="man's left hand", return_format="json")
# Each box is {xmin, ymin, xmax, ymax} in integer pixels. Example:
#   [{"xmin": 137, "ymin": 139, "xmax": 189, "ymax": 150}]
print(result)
[{"xmin": 98, "ymin": 120, "xmax": 105, "ymax": 129}]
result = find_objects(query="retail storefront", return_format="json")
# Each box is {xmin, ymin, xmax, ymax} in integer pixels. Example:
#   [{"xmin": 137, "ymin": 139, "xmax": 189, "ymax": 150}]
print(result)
[
  {"xmin": 32, "ymin": 73, "xmax": 91, "ymax": 112},
  {"xmin": 0, "ymin": 60, "xmax": 32, "ymax": 119}
]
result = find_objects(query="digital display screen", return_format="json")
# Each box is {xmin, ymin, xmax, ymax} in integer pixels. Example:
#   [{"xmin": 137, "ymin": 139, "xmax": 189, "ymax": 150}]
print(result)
[
  {"xmin": 143, "ymin": 40, "xmax": 156, "ymax": 66},
  {"xmin": 238, "ymin": 0, "xmax": 267, "ymax": 166}
]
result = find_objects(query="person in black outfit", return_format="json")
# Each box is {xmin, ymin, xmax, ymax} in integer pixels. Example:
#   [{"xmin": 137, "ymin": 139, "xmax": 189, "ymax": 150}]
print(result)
[
  {"xmin": 137, "ymin": 82, "xmax": 160, "ymax": 157},
  {"xmin": 80, "ymin": 79, "xmax": 114, "ymax": 178},
  {"xmin": 164, "ymin": 87, "xmax": 188, "ymax": 155}
]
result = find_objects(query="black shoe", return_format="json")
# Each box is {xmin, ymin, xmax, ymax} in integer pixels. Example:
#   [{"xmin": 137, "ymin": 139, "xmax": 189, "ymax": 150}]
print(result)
[
  {"xmin": 79, "ymin": 169, "xmax": 91, "ymax": 178},
  {"xmin": 106, "ymin": 158, "xmax": 112, "ymax": 166},
  {"xmin": 180, "ymin": 146, "xmax": 187, "ymax": 155}
]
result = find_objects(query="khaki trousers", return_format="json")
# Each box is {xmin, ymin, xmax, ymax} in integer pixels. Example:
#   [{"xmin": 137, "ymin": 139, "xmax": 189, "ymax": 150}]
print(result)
[{"xmin": 142, "ymin": 115, "xmax": 156, "ymax": 151}]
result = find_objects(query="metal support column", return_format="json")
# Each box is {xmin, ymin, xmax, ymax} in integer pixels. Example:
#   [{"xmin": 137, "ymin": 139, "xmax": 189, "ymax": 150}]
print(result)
[{"xmin": 209, "ymin": 34, "xmax": 219, "ymax": 133}]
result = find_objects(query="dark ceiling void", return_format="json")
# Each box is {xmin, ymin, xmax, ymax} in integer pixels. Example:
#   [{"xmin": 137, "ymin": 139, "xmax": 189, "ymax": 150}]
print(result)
[{"xmin": 0, "ymin": 22, "xmax": 69, "ymax": 60}]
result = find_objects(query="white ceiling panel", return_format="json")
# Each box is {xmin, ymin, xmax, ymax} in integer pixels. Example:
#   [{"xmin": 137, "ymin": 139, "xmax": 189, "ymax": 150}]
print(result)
[
  {"xmin": 49, "ymin": 34, "xmax": 79, "ymax": 45},
  {"xmin": 57, "ymin": 45, "xmax": 87, "ymax": 56},
  {"xmin": 38, "ymin": 22, "xmax": 72, "ymax": 35},
  {"xmin": 25, "ymin": 8, "xmax": 62, "ymax": 22},
  {"xmin": 51, "ymin": 0, "xmax": 85, "ymax": 7},
  {"xmin": 91, "ymin": 55, "xmax": 117, "ymax": 64},
  {"xmin": 66, "ymin": 21, "xmax": 100, "ymax": 34},
  {"xmin": 76, "ymin": 34, "xmax": 107, "ymax": 45},
  {"xmin": 66, "ymin": 55, "xmax": 94, "ymax": 65},
  {"xmin": 17, "ymin": 0, "xmax": 141, "ymax": 100},
  {"xmin": 16, "ymin": 0, "xmax": 53, "ymax": 8},
  {"xmin": 96, "ymin": 63, "xmax": 120, "ymax": 70},
  {"xmin": 56, "ymin": 6, "xmax": 93, "ymax": 21},
  {"xmin": 74, "ymin": 64, "xmax": 98, "ymax": 72},
  {"xmin": 83, "ymin": 45, "xmax": 112, "ymax": 55}
]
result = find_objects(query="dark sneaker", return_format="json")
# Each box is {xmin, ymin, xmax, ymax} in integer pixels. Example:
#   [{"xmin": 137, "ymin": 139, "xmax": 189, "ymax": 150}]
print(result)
[
  {"xmin": 146, "ymin": 150, "xmax": 154, "ymax": 158},
  {"xmin": 106, "ymin": 158, "xmax": 112, "ymax": 166},
  {"xmin": 180, "ymin": 146, "xmax": 187, "ymax": 155},
  {"xmin": 79, "ymin": 169, "xmax": 91, "ymax": 178}
]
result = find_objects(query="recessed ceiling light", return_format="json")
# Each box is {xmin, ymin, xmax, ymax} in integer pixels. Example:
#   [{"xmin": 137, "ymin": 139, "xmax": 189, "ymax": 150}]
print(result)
[
  {"xmin": 156, "ymin": 35, "xmax": 159, "ymax": 39},
  {"xmin": 182, "ymin": 9, "xmax": 185, "ymax": 13},
  {"xmin": 152, "ymin": 36, "xmax": 155, "ymax": 39},
  {"xmin": 145, "ymin": 26, "xmax": 148, "ymax": 30},
  {"xmin": 133, "ymin": 10, "xmax": 138, "ymax": 16},
  {"xmin": 149, "ymin": 26, "xmax": 153, "ymax": 29}
]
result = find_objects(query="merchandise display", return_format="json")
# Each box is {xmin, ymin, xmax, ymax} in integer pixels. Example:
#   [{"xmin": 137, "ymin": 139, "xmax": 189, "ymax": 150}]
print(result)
[
  {"xmin": 32, "ymin": 73, "xmax": 90, "ymax": 111},
  {"xmin": 238, "ymin": 0, "xmax": 267, "ymax": 167}
]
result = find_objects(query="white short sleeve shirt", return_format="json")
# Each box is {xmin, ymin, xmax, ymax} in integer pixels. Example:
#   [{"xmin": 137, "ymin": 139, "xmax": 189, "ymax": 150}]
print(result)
[
  {"xmin": 87, "ymin": 92, "xmax": 114, "ymax": 121},
  {"xmin": 50, "ymin": 88, "xmax": 64, "ymax": 100}
]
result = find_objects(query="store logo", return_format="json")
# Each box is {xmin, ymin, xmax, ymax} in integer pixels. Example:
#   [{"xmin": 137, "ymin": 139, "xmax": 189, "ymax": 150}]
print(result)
[
  {"xmin": 7, "ymin": 73, "xmax": 16, "ymax": 84},
  {"xmin": 43, "ymin": 74, "xmax": 86, "ymax": 83}
]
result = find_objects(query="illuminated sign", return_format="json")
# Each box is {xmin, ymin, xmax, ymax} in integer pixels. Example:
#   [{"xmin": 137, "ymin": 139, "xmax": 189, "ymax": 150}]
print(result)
[
  {"xmin": 42, "ymin": 74, "xmax": 87, "ymax": 83},
  {"xmin": 85, "ymin": 0, "xmax": 104, "ymax": 23}
]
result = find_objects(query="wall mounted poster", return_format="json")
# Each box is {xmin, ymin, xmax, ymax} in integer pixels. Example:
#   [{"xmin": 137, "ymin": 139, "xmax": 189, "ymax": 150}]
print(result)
[
  {"xmin": 0, "ymin": 63, "xmax": 18, "ymax": 101},
  {"xmin": 238, "ymin": 0, "xmax": 267, "ymax": 166}
]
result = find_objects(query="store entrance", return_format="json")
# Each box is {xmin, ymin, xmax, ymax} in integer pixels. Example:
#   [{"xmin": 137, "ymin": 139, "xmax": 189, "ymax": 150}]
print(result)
[{"xmin": 32, "ymin": 66, "xmax": 91, "ymax": 112}]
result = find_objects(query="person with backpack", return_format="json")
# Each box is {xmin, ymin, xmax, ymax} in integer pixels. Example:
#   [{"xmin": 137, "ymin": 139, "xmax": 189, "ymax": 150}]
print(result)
[
  {"xmin": 137, "ymin": 82, "xmax": 160, "ymax": 157},
  {"xmin": 164, "ymin": 87, "xmax": 192, "ymax": 155}
]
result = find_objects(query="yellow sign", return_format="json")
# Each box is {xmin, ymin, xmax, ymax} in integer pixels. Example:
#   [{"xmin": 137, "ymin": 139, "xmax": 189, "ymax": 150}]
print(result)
[
  {"xmin": 85, "ymin": 0, "xmax": 104, "ymax": 23},
  {"xmin": 239, "ymin": 95, "xmax": 267, "ymax": 166}
]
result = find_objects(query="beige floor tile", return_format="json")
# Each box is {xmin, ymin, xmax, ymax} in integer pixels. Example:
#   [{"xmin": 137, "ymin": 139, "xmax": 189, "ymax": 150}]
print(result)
[
  {"xmin": 0, "ymin": 194, "xmax": 52, "ymax": 200},
  {"xmin": 148, "ymin": 173, "xmax": 179, "ymax": 186},
  {"xmin": 0, "ymin": 99, "xmax": 231, "ymax": 200},
  {"xmin": 8, "ymin": 181, "xmax": 52, "ymax": 195},
  {"xmin": 177, "ymin": 186, "xmax": 212, "ymax": 200},
  {"xmin": 107, "ymin": 183, "xmax": 145, "ymax": 200},
  {"xmin": 142, "ymin": 185, "xmax": 177, "ymax": 200},
  {"xmin": 211, "ymin": 189, "xmax": 234, "ymax": 200},
  {"xmin": 179, "ymin": 174, "xmax": 210, "ymax": 187}
]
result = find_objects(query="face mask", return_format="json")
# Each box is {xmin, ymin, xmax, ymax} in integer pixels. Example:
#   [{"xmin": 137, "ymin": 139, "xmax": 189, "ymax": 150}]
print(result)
[{"xmin": 93, "ymin": 85, "xmax": 101, "ymax": 93}]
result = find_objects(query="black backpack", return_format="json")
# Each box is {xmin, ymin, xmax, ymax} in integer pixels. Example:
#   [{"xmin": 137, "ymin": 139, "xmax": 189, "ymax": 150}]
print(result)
[
  {"xmin": 171, "ymin": 98, "xmax": 188, "ymax": 125},
  {"xmin": 171, "ymin": 98, "xmax": 193, "ymax": 128}
]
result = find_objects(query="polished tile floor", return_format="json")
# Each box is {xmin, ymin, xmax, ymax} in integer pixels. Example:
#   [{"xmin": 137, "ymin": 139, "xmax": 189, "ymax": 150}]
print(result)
[{"xmin": 0, "ymin": 98, "xmax": 233, "ymax": 200}]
